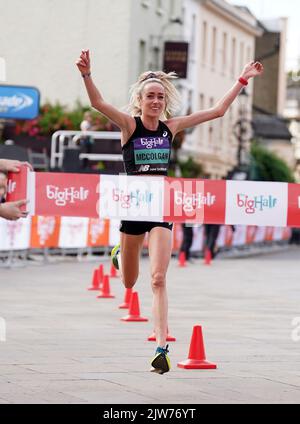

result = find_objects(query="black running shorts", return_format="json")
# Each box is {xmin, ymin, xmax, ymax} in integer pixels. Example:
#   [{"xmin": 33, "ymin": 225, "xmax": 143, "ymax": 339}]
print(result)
[{"xmin": 119, "ymin": 221, "xmax": 173, "ymax": 235}]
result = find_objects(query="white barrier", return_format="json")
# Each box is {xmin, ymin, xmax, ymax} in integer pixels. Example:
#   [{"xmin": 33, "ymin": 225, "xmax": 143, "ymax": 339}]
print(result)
[
  {"xmin": 0, "ymin": 217, "xmax": 291, "ymax": 253},
  {"xmin": 0, "ymin": 317, "xmax": 6, "ymax": 342}
]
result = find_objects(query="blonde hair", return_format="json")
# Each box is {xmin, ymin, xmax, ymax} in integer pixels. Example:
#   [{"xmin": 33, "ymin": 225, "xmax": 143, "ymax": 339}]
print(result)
[{"xmin": 128, "ymin": 71, "xmax": 181, "ymax": 119}]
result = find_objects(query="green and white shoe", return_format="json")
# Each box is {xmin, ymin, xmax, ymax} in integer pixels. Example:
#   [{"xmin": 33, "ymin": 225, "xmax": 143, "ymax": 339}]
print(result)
[
  {"xmin": 151, "ymin": 345, "xmax": 171, "ymax": 375},
  {"xmin": 111, "ymin": 243, "xmax": 120, "ymax": 270}
]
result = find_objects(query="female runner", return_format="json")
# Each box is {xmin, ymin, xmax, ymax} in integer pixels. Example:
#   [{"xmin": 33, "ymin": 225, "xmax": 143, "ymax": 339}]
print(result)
[{"xmin": 76, "ymin": 49, "xmax": 263, "ymax": 374}]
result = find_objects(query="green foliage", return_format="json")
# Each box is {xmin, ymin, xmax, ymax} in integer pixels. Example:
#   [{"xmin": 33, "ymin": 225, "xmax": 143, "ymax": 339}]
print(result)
[
  {"xmin": 168, "ymin": 168, "xmax": 176, "ymax": 177},
  {"xmin": 15, "ymin": 100, "xmax": 109, "ymax": 137},
  {"xmin": 287, "ymin": 69, "xmax": 300, "ymax": 80},
  {"xmin": 250, "ymin": 143, "xmax": 295, "ymax": 183},
  {"xmin": 178, "ymin": 157, "xmax": 203, "ymax": 178}
]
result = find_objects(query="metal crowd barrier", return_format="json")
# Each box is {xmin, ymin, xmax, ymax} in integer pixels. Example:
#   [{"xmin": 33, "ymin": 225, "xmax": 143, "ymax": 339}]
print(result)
[{"xmin": 50, "ymin": 130, "xmax": 122, "ymax": 169}]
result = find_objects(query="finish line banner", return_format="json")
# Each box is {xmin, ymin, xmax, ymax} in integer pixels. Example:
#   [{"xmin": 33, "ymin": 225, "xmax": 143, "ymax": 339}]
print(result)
[{"xmin": 6, "ymin": 167, "xmax": 300, "ymax": 227}]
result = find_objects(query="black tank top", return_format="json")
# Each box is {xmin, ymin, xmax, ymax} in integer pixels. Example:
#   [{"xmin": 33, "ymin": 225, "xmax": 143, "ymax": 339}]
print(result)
[{"xmin": 122, "ymin": 117, "xmax": 173, "ymax": 176}]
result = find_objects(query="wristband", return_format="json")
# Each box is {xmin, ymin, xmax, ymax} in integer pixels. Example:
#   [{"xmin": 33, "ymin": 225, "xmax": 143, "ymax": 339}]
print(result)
[
  {"xmin": 238, "ymin": 77, "xmax": 248, "ymax": 86},
  {"xmin": 81, "ymin": 72, "xmax": 91, "ymax": 79}
]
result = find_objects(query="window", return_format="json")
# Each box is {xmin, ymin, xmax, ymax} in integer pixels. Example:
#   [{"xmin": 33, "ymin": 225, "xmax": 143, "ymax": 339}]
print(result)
[
  {"xmin": 219, "ymin": 116, "xmax": 223, "ymax": 147},
  {"xmin": 222, "ymin": 32, "xmax": 227, "ymax": 72},
  {"xmin": 231, "ymin": 37, "xmax": 236, "ymax": 78},
  {"xmin": 199, "ymin": 94, "xmax": 205, "ymax": 141},
  {"xmin": 188, "ymin": 90, "xmax": 193, "ymax": 112},
  {"xmin": 139, "ymin": 40, "xmax": 146, "ymax": 74},
  {"xmin": 211, "ymin": 27, "xmax": 217, "ymax": 70},
  {"xmin": 246, "ymin": 46, "xmax": 252, "ymax": 63},
  {"xmin": 228, "ymin": 106, "xmax": 234, "ymax": 145},
  {"xmin": 239, "ymin": 41, "xmax": 245, "ymax": 73},
  {"xmin": 191, "ymin": 14, "xmax": 197, "ymax": 58},
  {"xmin": 152, "ymin": 47, "xmax": 160, "ymax": 70},
  {"xmin": 169, "ymin": 0, "xmax": 175, "ymax": 18},
  {"xmin": 182, "ymin": 6, "xmax": 186, "ymax": 28},
  {"xmin": 156, "ymin": 0, "xmax": 163, "ymax": 15},
  {"xmin": 200, "ymin": 93, "xmax": 205, "ymax": 110},
  {"xmin": 202, "ymin": 21, "xmax": 207, "ymax": 64},
  {"xmin": 209, "ymin": 97, "xmax": 214, "ymax": 146}
]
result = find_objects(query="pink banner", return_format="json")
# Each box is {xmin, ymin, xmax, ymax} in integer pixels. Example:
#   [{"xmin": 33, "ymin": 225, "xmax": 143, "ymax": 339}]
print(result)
[{"xmin": 6, "ymin": 167, "xmax": 300, "ymax": 227}]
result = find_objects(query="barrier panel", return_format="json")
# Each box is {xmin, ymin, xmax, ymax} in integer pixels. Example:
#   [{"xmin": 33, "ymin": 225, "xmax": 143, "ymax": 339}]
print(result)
[
  {"xmin": 0, "ymin": 217, "xmax": 291, "ymax": 253},
  {"xmin": 1, "ymin": 166, "xmax": 294, "ymax": 260},
  {"xmin": 6, "ymin": 167, "xmax": 300, "ymax": 227}
]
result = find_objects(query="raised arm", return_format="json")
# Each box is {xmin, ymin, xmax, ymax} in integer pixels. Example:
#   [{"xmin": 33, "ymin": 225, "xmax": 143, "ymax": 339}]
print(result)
[
  {"xmin": 76, "ymin": 50, "xmax": 134, "ymax": 133},
  {"xmin": 167, "ymin": 61, "xmax": 264, "ymax": 135}
]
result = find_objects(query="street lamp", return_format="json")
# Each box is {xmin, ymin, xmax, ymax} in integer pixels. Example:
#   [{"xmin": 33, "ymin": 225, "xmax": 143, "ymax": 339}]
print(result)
[{"xmin": 231, "ymin": 88, "xmax": 253, "ymax": 179}]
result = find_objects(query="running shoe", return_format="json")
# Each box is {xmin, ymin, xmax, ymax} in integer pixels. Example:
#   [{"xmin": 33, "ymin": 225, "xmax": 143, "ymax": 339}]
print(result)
[
  {"xmin": 150, "ymin": 345, "xmax": 171, "ymax": 375},
  {"xmin": 111, "ymin": 243, "xmax": 120, "ymax": 270}
]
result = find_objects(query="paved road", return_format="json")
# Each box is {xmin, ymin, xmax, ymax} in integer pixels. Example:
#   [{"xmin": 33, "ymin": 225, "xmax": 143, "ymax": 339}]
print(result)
[{"xmin": 0, "ymin": 247, "xmax": 300, "ymax": 404}]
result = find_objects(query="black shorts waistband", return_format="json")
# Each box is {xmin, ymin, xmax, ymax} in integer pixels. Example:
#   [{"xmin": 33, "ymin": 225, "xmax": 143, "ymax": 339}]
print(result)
[{"xmin": 119, "ymin": 221, "xmax": 173, "ymax": 235}]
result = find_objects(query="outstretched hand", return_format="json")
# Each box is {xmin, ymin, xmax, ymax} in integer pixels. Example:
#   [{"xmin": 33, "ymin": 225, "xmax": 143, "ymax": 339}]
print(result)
[
  {"xmin": 241, "ymin": 61, "xmax": 264, "ymax": 80},
  {"xmin": 0, "ymin": 159, "xmax": 33, "ymax": 173},
  {"xmin": 76, "ymin": 49, "xmax": 91, "ymax": 75},
  {"xmin": 0, "ymin": 199, "xmax": 29, "ymax": 221}
]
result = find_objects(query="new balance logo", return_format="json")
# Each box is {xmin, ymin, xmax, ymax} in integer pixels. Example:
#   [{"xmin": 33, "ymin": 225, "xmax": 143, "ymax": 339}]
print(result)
[{"xmin": 138, "ymin": 165, "xmax": 150, "ymax": 172}]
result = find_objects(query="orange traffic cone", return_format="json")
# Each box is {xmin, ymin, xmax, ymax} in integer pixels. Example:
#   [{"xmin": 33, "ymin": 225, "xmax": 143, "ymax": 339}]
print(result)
[
  {"xmin": 177, "ymin": 325, "xmax": 217, "ymax": 369},
  {"xmin": 96, "ymin": 275, "xmax": 115, "ymax": 299},
  {"xmin": 118, "ymin": 288, "xmax": 132, "ymax": 309},
  {"xmin": 204, "ymin": 248, "xmax": 212, "ymax": 265},
  {"xmin": 147, "ymin": 327, "xmax": 176, "ymax": 342},
  {"xmin": 178, "ymin": 251, "xmax": 186, "ymax": 267},
  {"xmin": 121, "ymin": 292, "xmax": 148, "ymax": 322},
  {"xmin": 110, "ymin": 263, "xmax": 117, "ymax": 278},
  {"xmin": 87, "ymin": 269, "xmax": 100, "ymax": 291},
  {"xmin": 98, "ymin": 264, "xmax": 104, "ymax": 286}
]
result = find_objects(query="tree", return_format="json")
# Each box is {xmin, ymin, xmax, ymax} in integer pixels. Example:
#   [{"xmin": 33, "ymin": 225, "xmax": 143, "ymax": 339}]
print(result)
[
  {"xmin": 178, "ymin": 157, "xmax": 203, "ymax": 178},
  {"xmin": 249, "ymin": 143, "xmax": 295, "ymax": 183}
]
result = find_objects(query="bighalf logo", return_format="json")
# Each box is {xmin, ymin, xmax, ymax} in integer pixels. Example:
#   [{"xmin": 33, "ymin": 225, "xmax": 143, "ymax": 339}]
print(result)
[
  {"xmin": 174, "ymin": 191, "xmax": 216, "ymax": 213},
  {"xmin": 140, "ymin": 137, "xmax": 165, "ymax": 149},
  {"xmin": 112, "ymin": 188, "xmax": 153, "ymax": 209},
  {"xmin": 46, "ymin": 185, "xmax": 89, "ymax": 207},
  {"xmin": 237, "ymin": 194, "xmax": 277, "ymax": 214},
  {"xmin": 7, "ymin": 179, "xmax": 16, "ymax": 194}
]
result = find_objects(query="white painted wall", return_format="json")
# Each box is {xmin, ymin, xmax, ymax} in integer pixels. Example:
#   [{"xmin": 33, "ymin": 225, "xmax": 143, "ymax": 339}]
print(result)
[
  {"xmin": 128, "ymin": 0, "xmax": 182, "ymax": 83},
  {"xmin": 0, "ymin": 57, "xmax": 6, "ymax": 82},
  {"xmin": 0, "ymin": 0, "xmax": 132, "ymax": 107},
  {"xmin": 1, "ymin": 0, "xmax": 264, "ymax": 178},
  {"xmin": 0, "ymin": 0, "xmax": 183, "ymax": 109},
  {"xmin": 0, "ymin": 1, "xmax": 139, "ymax": 108}
]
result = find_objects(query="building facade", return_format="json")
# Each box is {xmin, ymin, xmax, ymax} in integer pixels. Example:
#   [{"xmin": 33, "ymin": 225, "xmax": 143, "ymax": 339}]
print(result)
[
  {"xmin": 179, "ymin": 0, "xmax": 262, "ymax": 178},
  {"xmin": 252, "ymin": 18, "xmax": 293, "ymax": 172},
  {"xmin": 284, "ymin": 76, "xmax": 300, "ymax": 181},
  {"xmin": 0, "ymin": 0, "xmax": 182, "ymax": 108},
  {"xmin": 253, "ymin": 18, "xmax": 288, "ymax": 116},
  {"xmin": 1, "ymin": 0, "xmax": 268, "ymax": 179}
]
